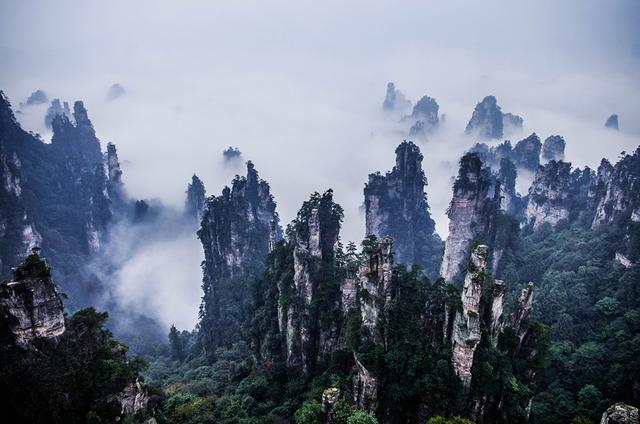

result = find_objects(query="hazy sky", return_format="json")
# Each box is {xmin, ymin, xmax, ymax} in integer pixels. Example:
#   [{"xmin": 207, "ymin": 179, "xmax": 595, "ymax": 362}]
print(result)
[{"xmin": 1, "ymin": 0, "xmax": 639, "ymax": 329}]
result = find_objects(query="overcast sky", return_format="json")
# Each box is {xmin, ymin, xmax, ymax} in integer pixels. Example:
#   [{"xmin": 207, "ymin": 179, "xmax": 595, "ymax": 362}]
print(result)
[{"xmin": 1, "ymin": 0, "xmax": 639, "ymax": 329}]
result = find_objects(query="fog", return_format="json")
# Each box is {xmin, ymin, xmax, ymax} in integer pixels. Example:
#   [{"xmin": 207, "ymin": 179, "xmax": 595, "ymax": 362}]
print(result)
[{"xmin": 1, "ymin": 0, "xmax": 639, "ymax": 330}]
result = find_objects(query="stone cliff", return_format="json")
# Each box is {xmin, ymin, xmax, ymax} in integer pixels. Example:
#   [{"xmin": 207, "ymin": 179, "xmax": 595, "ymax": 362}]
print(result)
[
  {"xmin": 365, "ymin": 141, "xmax": 442, "ymax": 279},
  {"xmin": 185, "ymin": 174, "xmax": 206, "ymax": 223},
  {"xmin": 278, "ymin": 190, "xmax": 343, "ymax": 376},
  {"xmin": 450, "ymin": 245, "xmax": 489, "ymax": 390},
  {"xmin": 0, "ymin": 92, "xmax": 119, "ymax": 307},
  {"xmin": 198, "ymin": 161, "xmax": 280, "ymax": 353},
  {"xmin": 465, "ymin": 95, "xmax": 523, "ymax": 140},
  {"xmin": 523, "ymin": 160, "xmax": 574, "ymax": 229},
  {"xmin": 440, "ymin": 153, "xmax": 493, "ymax": 282},
  {"xmin": 0, "ymin": 249, "xmax": 65, "ymax": 348}
]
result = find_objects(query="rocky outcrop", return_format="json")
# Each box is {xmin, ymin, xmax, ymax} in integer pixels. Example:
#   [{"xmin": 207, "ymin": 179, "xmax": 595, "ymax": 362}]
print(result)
[
  {"xmin": 364, "ymin": 141, "xmax": 442, "ymax": 279},
  {"xmin": 450, "ymin": 245, "xmax": 488, "ymax": 390},
  {"xmin": 541, "ymin": 135, "xmax": 565, "ymax": 162},
  {"xmin": 198, "ymin": 162, "xmax": 280, "ymax": 353},
  {"xmin": 512, "ymin": 133, "xmax": 542, "ymax": 172},
  {"xmin": 278, "ymin": 190, "xmax": 343, "ymax": 376},
  {"xmin": 1, "ymin": 92, "xmax": 117, "ymax": 306},
  {"xmin": 0, "ymin": 249, "xmax": 65, "ymax": 348},
  {"xmin": 382, "ymin": 82, "xmax": 411, "ymax": 114},
  {"xmin": 600, "ymin": 403, "xmax": 639, "ymax": 424},
  {"xmin": 353, "ymin": 353, "xmax": 378, "ymax": 411},
  {"xmin": 223, "ymin": 146, "xmax": 242, "ymax": 162},
  {"xmin": 44, "ymin": 99, "xmax": 72, "ymax": 129},
  {"xmin": 496, "ymin": 158, "xmax": 518, "ymax": 215},
  {"xmin": 465, "ymin": 95, "xmax": 522, "ymax": 140},
  {"xmin": 408, "ymin": 96, "xmax": 439, "ymax": 136},
  {"xmin": 523, "ymin": 161, "xmax": 573, "ymax": 229},
  {"xmin": 511, "ymin": 282, "xmax": 534, "ymax": 347},
  {"xmin": 440, "ymin": 153, "xmax": 493, "ymax": 282},
  {"xmin": 592, "ymin": 148, "xmax": 640, "ymax": 228},
  {"xmin": 605, "ymin": 114, "xmax": 619, "ymax": 131},
  {"xmin": 185, "ymin": 174, "xmax": 206, "ymax": 223},
  {"xmin": 22, "ymin": 90, "xmax": 49, "ymax": 107},
  {"xmin": 488, "ymin": 279, "xmax": 505, "ymax": 342},
  {"xmin": 106, "ymin": 142, "xmax": 126, "ymax": 210},
  {"xmin": 358, "ymin": 236, "xmax": 393, "ymax": 345},
  {"xmin": 117, "ymin": 379, "xmax": 150, "ymax": 417}
]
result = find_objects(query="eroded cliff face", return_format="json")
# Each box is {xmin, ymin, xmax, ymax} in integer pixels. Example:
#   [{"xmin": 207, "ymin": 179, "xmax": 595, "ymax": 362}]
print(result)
[
  {"xmin": 592, "ymin": 148, "xmax": 640, "ymax": 228},
  {"xmin": 199, "ymin": 162, "xmax": 280, "ymax": 353},
  {"xmin": 541, "ymin": 135, "xmax": 566, "ymax": 162},
  {"xmin": 382, "ymin": 82, "xmax": 411, "ymax": 115},
  {"xmin": 600, "ymin": 402, "xmax": 639, "ymax": 424},
  {"xmin": 0, "ymin": 250, "xmax": 65, "ymax": 348},
  {"xmin": 365, "ymin": 141, "xmax": 442, "ymax": 279},
  {"xmin": 440, "ymin": 153, "xmax": 493, "ymax": 282},
  {"xmin": 408, "ymin": 96, "xmax": 439, "ymax": 137},
  {"xmin": 524, "ymin": 161, "xmax": 574, "ymax": 229},
  {"xmin": 0, "ymin": 92, "xmax": 120, "ymax": 307},
  {"xmin": 465, "ymin": 95, "xmax": 523, "ymax": 140},
  {"xmin": 277, "ymin": 190, "xmax": 343, "ymax": 376},
  {"xmin": 185, "ymin": 174, "xmax": 206, "ymax": 223},
  {"xmin": 450, "ymin": 245, "xmax": 488, "ymax": 390}
]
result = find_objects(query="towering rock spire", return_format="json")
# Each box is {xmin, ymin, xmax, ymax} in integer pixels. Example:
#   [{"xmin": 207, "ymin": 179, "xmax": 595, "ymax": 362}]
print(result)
[
  {"xmin": 440, "ymin": 153, "xmax": 493, "ymax": 282},
  {"xmin": 0, "ymin": 249, "xmax": 65, "ymax": 348},
  {"xmin": 592, "ymin": 148, "xmax": 640, "ymax": 228},
  {"xmin": 523, "ymin": 161, "xmax": 574, "ymax": 229},
  {"xmin": 185, "ymin": 174, "xmax": 206, "ymax": 223},
  {"xmin": 541, "ymin": 135, "xmax": 566, "ymax": 162},
  {"xmin": 44, "ymin": 99, "xmax": 72, "ymax": 129},
  {"xmin": 382, "ymin": 82, "xmax": 411, "ymax": 113},
  {"xmin": 278, "ymin": 190, "xmax": 344, "ymax": 376},
  {"xmin": 512, "ymin": 133, "xmax": 542, "ymax": 172},
  {"xmin": 465, "ymin": 95, "xmax": 523, "ymax": 140},
  {"xmin": 605, "ymin": 114, "xmax": 619, "ymax": 130},
  {"xmin": 364, "ymin": 141, "xmax": 442, "ymax": 279},
  {"xmin": 450, "ymin": 245, "xmax": 488, "ymax": 390},
  {"xmin": 106, "ymin": 142, "xmax": 126, "ymax": 210},
  {"xmin": 408, "ymin": 96, "xmax": 439, "ymax": 136},
  {"xmin": 198, "ymin": 162, "xmax": 280, "ymax": 353}
]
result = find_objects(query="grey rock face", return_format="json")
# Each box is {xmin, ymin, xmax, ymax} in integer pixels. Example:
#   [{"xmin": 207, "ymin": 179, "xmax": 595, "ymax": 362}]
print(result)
[
  {"xmin": 117, "ymin": 379, "xmax": 150, "ymax": 417},
  {"xmin": 353, "ymin": 353, "xmax": 378, "ymax": 411},
  {"xmin": 278, "ymin": 190, "xmax": 342, "ymax": 375},
  {"xmin": 364, "ymin": 141, "xmax": 442, "ymax": 279},
  {"xmin": 358, "ymin": 236, "xmax": 393, "ymax": 345},
  {"xmin": 45, "ymin": 98, "xmax": 72, "ymax": 129},
  {"xmin": 496, "ymin": 158, "xmax": 518, "ymax": 215},
  {"xmin": 600, "ymin": 402, "xmax": 639, "ymax": 424},
  {"xmin": 185, "ymin": 174, "xmax": 206, "ymax": 223},
  {"xmin": 605, "ymin": 114, "xmax": 619, "ymax": 131},
  {"xmin": 524, "ymin": 161, "xmax": 573, "ymax": 229},
  {"xmin": 409, "ymin": 96, "xmax": 440, "ymax": 135},
  {"xmin": 465, "ymin": 95, "xmax": 523, "ymax": 140},
  {"xmin": 512, "ymin": 133, "xmax": 542, "ymax": 172},
  {"xmin": 488, "ymin": 280, "xmax": 505, "ymax": 342},
  {"xmin": 23, "ymin": 90, "xmax": 49, "ymax": 106},
  {"xmin": 541, "ymin": 135, "xmax": 566, "ymax": 162},
  {"xmin": 511, "ymin": 282, "xmax": 534, "ymax": 347},
  {"xmin": 592, "ymin": 148, "xmax": 640, "ymax": 228},
  {"xmin": 382, "ymin": 82, "xmax": 411, "ymax": 114},
  {"xmin": 0, "ymin": 251, "xmax": 65, "ymax": 348},
  {"xmin": 106, "ymin": 142, "xmax": 126, "ymax": 210},
  {"xmin": 198, "ymin": 162, "xmax": 280, "ymax": 352},
  {"xmin": 440, "ymin": 153, "xmax": 493, "ymax": 282},
  {"xmin": 450, "ymin": 245, "xmax": 489, "ymax": 390},
  {"xmin": 107, "ymin": 83, "xmax": 126, "ymax": 100}
]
